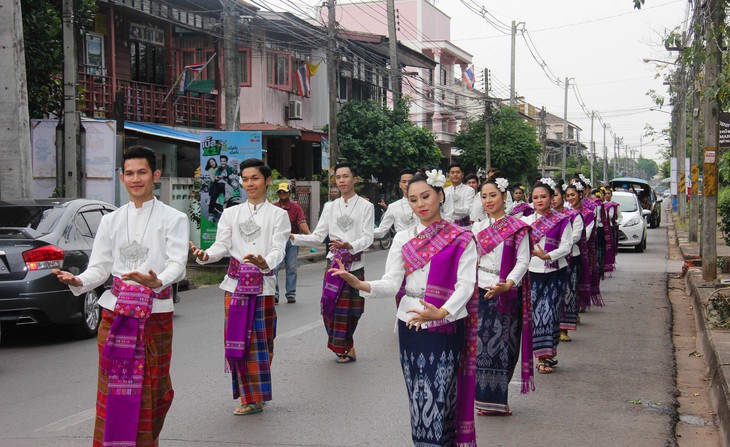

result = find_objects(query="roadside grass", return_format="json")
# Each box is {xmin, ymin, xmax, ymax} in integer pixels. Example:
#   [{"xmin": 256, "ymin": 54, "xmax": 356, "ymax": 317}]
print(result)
[
  {"xmin": 672, "ymin": 212, "xmax": 688, "ymax": 231},
  {"xmin": 187, "ymin": 267, "xmax": 226, "ymax": 288}
]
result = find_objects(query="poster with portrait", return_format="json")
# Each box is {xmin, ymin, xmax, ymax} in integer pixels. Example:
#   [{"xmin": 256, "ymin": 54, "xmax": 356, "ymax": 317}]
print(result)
[{"xmin": 199, "ymin": 131, "xmax": 262, "ymax": 249}]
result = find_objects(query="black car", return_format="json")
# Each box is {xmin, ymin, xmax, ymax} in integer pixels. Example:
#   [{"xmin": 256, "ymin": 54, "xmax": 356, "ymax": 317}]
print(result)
[
  {"xmin": 609, "ymin": 177, "xmax": 663, "ymax": 228},
  {"xmin": 0, "ymin": 199, "xmax": 116, "ymax": 338}
]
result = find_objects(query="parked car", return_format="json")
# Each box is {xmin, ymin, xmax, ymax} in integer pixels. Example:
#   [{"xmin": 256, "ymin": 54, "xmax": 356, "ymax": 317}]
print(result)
[
  {"xmin": 0, "ymin": 199, "xmax": 116, "ymax": 338},
  {"xmin": 612, "ymin": 191, "xmax": 650, "ymax": 252},
  {"xmin": 609, "ymin": 177, "xmax": 662, "ymax": 228}
]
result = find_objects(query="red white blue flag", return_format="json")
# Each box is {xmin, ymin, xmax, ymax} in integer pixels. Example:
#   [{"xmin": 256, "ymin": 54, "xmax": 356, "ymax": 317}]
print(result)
[
  {"xmin": 462, "ymin": 65, "xmax": 475, "ymax": 90},
  {"xmin": 295, "ymin": 63, "xmax": 311, "ymax": 96}
]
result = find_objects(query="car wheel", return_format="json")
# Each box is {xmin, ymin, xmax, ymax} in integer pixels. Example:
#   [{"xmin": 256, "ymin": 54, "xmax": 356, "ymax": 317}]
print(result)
[
  {"xmin": 71, "ymin": 287, "xmax": 101, "ymax": 339},
  {"xmin": 635, "ymin": 235, "xmax": 646, "ymax": 253}
]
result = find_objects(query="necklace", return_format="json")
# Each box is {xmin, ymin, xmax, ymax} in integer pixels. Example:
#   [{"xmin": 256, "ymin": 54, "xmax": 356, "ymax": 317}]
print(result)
[
  {"xmin": 336, "ymin": 196, "xmax": 359, "ymax": 232},
  {"xmin": 238, "ymin": 201, "xmax": 263, "ymax": 242},
  {"xmin": 399, "ymin": 198, "xmax": 416, "ymax": 228},
  {"xmin": 120, "ymin": 201, "xmax": 156, "ymax": 270}
]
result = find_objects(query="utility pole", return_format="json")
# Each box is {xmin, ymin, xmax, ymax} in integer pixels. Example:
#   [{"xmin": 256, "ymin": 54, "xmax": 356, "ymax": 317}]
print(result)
[
  {"xmin": 386, "ymin": 0, "xmax": 400, "ymax": 100},
  {"xmin": 590, "ymin": 111, "xmax": 595, "ymax": 185},
  {"xmin": 678, "ymin": 65, "xmax": 687, "ymax": 223},
  {"xmin": 562, "ymin": 77, "xmax": 569, "ymax": 180},
  {"xmin": 602, "ymin": 124, "xmax": 607, "ymax": 182},
  {"xmin": 62, "ymin": 0, "xmax": 81, "ymax": 197},
  {"xmin": 702, "ymin": 0, "xmax": 723, "ymax": 281},
  {"xmin": 510, "ymin": 21, "xmax": 517, "ymax": 106},
  {"xmin": 223, "ymin": 1, "xmax": 240, "ymax": 131},
  {"xmin": 540, "ymin": 106, "xmax": 547, "ymax": 176},
  {"xmin": 484, "ymin": 68, "xmax": 491, "ymax": 171},
  {"xmin": 688, "ymin": 0, "xmax": 701, "ymax": 243},
  {"xmin": 326, "ymin": 0, "xmax": 339, "ymax": 165}
]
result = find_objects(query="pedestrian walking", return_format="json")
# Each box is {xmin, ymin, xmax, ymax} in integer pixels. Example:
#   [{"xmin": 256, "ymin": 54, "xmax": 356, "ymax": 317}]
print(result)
[
  {"xmin": 602, "ymin": 187, "xmax": 621, "ymax": 275},
  {"xmin": 443, "ymin": 162, "xmax": 476, "ymax": 227},
  {"xmin": 328, "ymin": 168, "xmax": 478, "ymax": 446},
  {"xmin": 374, "ymin": 168, "xmax": 417, "ymax": 239},
  {"xmin": 53, "ymin": 146, "xmax": 189, "ymax": 446},
  {"xmin": 472, "ymin": 177, "xmax": 534, "ymax": 416},
  {"xmin": 521, "ymin": 178, "xmax": 573, "ymax": 374},
  {"xmin": 190, "ymin": 158, "xmax": 289, "ymax": 415},
  {"xmin": 272, "ymin": 182, "xmax": 311, "ymax": 304},
  {"xmin": 292, "ymin": 162, "xmax": 374, "ymax": 364}
]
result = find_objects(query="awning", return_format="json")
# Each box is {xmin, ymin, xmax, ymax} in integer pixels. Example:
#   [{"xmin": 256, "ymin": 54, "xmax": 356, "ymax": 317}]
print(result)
[
  {"xmin": 239, "ymin": 123, "xmax": 301, "ymax": 138},
  {"xmin": 125, "ymin": 122, "xmax": 200, "ymax": 143}
]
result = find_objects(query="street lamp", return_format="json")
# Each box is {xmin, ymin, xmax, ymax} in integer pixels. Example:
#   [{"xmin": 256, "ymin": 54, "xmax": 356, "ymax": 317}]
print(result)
[
  {"xmin": 649, "ymin": 107, "xmax": 671, "ymax": 114},
  {"xmin": 643, "ymin": 58, "xmax": 678, "ymax": 65}
]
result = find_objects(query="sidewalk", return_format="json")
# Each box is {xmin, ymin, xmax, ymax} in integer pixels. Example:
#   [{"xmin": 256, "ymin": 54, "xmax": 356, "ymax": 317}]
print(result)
[{"xmin": 670, "ymin": 211, "xmax": 730, "ymax": 447}]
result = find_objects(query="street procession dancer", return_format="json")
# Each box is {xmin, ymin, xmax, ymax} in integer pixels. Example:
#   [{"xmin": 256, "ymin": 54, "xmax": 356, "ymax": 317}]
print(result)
[
  {"xmin": 190, "ymin": 158, "xmax": 289, "ymax": 416},
  {"xmin": 521, "ymin": 178, "xmax": 573, "ymax": 374},
  {"xmin": 472, "ymin": 177, "xmax": 534, "ymax": 416},
  {"xmin": 553, "ymin": 182, "xmax": 584, "ymax": 343},
  {"xmin": 328, "ymin": 168, "xmax": 478, "ymax": 446},
  {"xmin": 573, "ymin": 176, "xmax": 604, "ymax": 310},
  {"xmin": 602, "ymin": 187, "xmax": 621, "ymax": 276},
  {"xmin": 292, "ymin": 162, "xmax": 374, "ymax": 364},
  {"xmin": 54, "ymin": 146, "xmax": 189, "ymax": 446},
  {"xmin": 443, "ymin": 162, "xmax": 476, "ymax": 227},
  {"xmin": 509, "ymin": 183, "xmax": 533, "ymax": 219},
  {"xmin": 374, "ymin": 168, "xmax": 417, "ymax": 239}
]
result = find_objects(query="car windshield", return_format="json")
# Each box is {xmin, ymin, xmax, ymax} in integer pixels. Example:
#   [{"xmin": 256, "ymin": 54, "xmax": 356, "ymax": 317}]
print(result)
[
  {"xmin": 614, "ymin": 195, "xmax": 638, "ymax": 212},
  {"xmin": 0, "ymin": 205, "xmax": 64, "ymax": 235}
]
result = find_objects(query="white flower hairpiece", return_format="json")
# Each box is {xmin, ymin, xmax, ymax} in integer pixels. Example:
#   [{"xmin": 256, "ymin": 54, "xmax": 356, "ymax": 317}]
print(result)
[
  {"xmin": 578, "ymin": 173, "xmax": 591, "ymax": 186},
  {"xmin": 425, "ymin": 169, "xmax": 446, "ymax": 188},
  {"xmin": 540, "ymin": 177, "xmax": 556, "ymax": 189},
  {"xmin": 570, "ymin": 180, "xmax": 585, "ymax": 191},
  {"xmin": 562, "ymin": 183, "xmax": 570, "ymax": 191},
  {"xmin": 495, "ymin": 177, "xmax": 509, "ymax": 192}
]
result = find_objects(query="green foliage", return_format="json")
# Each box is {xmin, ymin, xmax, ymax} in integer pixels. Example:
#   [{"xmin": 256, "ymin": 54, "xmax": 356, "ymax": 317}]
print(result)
[
  {"xmin": 718, "ymin": 187, "xmax": 730, "ymax": 244},
  {"xmin": 636, "ymin": 157, "xmax": 659, "ymax": 178},
  {"xmin": 21, "ymin": 0, "xmax": 96, "ymax": 118},
  {"xmin": 337, "ymin": 99, "xmax": 442, "ymax": 182},
  {"xmin": 454, "ymin": 106, "xmax": 542, "ymax": 183}
]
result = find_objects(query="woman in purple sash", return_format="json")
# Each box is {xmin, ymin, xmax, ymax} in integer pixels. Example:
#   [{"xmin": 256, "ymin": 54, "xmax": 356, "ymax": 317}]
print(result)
[
  {"xmin": 521, "ymin": 179, "xmax": 573, "ymax": 374},
  {"xmin": 602, "ymin": 188, "xmax": 621, "ymax": 274},
  {"xmin": 329, "ymin": 169, "xmax": 478, "ymax": 446},
  {"xmin": 472, "ymin": 178, "xmax": 533, "ymax": 416},
  {"xmin": 553, "ymin": 183, "xmax": 585, "ymax": 343}
]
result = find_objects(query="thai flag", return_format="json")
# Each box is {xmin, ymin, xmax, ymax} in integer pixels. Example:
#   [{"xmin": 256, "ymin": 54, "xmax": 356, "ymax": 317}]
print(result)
[
  {"xmin": 178, "ymin": 62, "xmax": 207, "ymax": 93},
  {"xmin": 295, "ymin": 63, "xmax": 311, "ymax": 96},
  {"xmin": 462, "ymin": 65, "xmax": 475, "ymax": 90}
]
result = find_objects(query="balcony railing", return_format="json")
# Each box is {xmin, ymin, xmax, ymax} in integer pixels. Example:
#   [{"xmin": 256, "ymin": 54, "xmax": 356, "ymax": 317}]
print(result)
[{"xmin": 79, "ymin": 72, "xmax": 219, "ymax": 129}]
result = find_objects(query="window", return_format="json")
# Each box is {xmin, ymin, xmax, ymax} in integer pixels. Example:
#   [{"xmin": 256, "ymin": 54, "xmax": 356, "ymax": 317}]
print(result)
[
  {"xmin": 267, "ymin": 51, "xmax": 291, "ymax": 90},
  {"xmin": 440, "ymin": 67, "xmax": 448, "ymax": 86},
  {"xmin": 426, "ymin": 68, "xmax": 434, "ymax": 101},
  {"xmin": 76, "ymin": 209, "xmax": 104, "ymax": 237},
  {"xmin": 179, "ymin": 49, "xmax": 216, "ymax": 81},
  {"xmin": 131, "ymin": 41, "xmax": 165, "ymax": 85},
  {"xmin": 239, "ymin": 48, "xmax": 251, "ymax": 86}
]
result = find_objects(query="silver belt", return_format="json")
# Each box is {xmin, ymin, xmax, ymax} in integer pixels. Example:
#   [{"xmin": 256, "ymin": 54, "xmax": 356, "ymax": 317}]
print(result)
[
  {"xmin": 404, "ymin": 289, "xmax": 425, "ymax": 299},
  {"xmin": 479, "ymin": 266, "xmax": 500, "ymax": 275}
]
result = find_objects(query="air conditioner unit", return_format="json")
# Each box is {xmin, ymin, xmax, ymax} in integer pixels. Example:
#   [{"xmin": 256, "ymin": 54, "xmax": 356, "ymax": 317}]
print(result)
[{"xmin": 288, "ymin": 100, "xmax": 303, "ymax": 120}]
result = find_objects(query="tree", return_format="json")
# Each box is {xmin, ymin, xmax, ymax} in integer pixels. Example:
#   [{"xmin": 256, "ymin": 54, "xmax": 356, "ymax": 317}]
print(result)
[
  {"xmin": 337, "ymin": 99, "xmax": 442, "ymax": 183},
  {"xmin": 454, "ymin": 106, "xmax": 542, "ymax": 183},
  {"xmin": 636, "ymin": 157, "xmax": 659, "ymax": 178}
]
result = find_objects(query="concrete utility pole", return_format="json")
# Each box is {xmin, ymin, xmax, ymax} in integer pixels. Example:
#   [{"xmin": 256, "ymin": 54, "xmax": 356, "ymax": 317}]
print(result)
[
  {"xmin": 540, "ymin": 106, "xmax": 547, "ymax": 176},
  {"xmin": 602, "ymin": 124, "xmax": 607, "ymax": 182},
  {"xmin": 386, "ymin": 0, "xmax": 400, "ymax": 99},
  {"xmin": 688, "ymin": 1, "xmax": 701, "ymax": 243},
  {"xmin": 510, "ymin": 21, "xmax": 517, "ymax": 106},
  {"xmin": 590, "ymin": 111, "xmax": 595, "ymax": 185},
  {"xmin": 484, "ymin": 68, "xmax": 491, "ymax": 171},
  {"xmin": 326, "ymin": 0, "xmax": 339, "ymax": 165},
  {"xmin": 223, "ymin": 1, "xmax": 240, "ymax": 131},
  {"xmin": 701, "ymin": 0, "xmax": 723, "ymax": 281},
  {"xmin": 678, "ymin": 65, "xmax": 688, "ymax": 223},
  {"xmin": 62, "ymin": 0, "xmax": 81, "ymax": 198},
  {"xmin": 0, "ymin": 0, "xmax": 32, "ymax": 199},
  {"xmin": 562, "ymin": 77, "xmax": 569, "ymax": 181}
]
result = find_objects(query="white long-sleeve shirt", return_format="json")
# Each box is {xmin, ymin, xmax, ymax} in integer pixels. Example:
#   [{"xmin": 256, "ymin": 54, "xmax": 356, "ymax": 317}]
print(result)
[
  {"xmin": 443, "ymin": 184, "xmax": 476, "ymax": 222},
  {"xmin": 561, "ymin": 210, "xmax": 584, "ymax": 256},
  {"xmin": 196, "ymin": 200, "xmax": 289, "ymax": 296},
  {"xmin": 362, "ymin": 224, "xmax": 477, "ymax": 327},
  {"xmin": 472, "ymin": 217, "xmax": 530, "ymax": 289},
  {"xmin": 521, "ymin": 213, "xmax": 573, "ymax": 273},
  {"xmin": 70, "ymin": 198, "xmax": 189, "ymax": 313},
  {"xmin": 374, "ymin": 196, "xmax": 416, "ymax": 239},
  {"xmin": 292, "ymin": 195, "xmax": 374, "ymax": 271}
]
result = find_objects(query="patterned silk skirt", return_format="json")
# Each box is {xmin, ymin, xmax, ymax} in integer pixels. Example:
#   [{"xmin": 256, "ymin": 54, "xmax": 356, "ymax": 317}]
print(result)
[
  {"xmin": 560, "ymin": 256, "xmax": 581, "ymax": 331},
  {"xmin": 475, "ymin": 288, "xmax": 522, "ymax": 413},
  {"xmin": 530, "ymin": 269, "xmax": 567, "ymax": 358},
  {"xmin": 322, "ymin": 264, "xmax": 365, "ymax": 355},
  {"xmin": 398, "ymin": 319, "xmax": 465, "ymax": 447}
]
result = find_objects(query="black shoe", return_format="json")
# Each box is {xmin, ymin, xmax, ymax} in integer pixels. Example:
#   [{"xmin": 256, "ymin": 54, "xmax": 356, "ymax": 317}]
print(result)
[
  {"xmin": 286, "ymin": 296, "xmax": 296, "ymax": 303},
  {"xmin": 274, "ymin": 297, "xmax": 279, "ymax": 304}
]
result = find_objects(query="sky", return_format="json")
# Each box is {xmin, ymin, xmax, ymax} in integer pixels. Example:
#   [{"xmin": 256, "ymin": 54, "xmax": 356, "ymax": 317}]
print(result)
[{"xmin": 258, "ymin": 0, "xmax": 690, "ymax": 163}]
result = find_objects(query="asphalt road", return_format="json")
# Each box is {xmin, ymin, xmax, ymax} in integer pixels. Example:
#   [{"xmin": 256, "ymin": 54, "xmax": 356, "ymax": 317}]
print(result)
[{"xmin": 0, "ymin": 222, "xmax": 684, "ymax": 446}]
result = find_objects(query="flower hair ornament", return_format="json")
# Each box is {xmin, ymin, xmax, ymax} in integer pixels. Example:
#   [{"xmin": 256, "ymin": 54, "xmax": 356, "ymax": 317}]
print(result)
[
  {"xmin": 425, "ymin": 169, "xmax": 446, "ymax": 188},
  {"xmin": 515, "ymin": 184, "xmax": 526, "ymax": 191},
  {"xmin": 495, "ymin": 178, "xmax": 509, "ymax": 192},
  {"xmin": 578, "ymin": 173, "xmax": 591, "ymax": 187},
  {"xmin": 539, "ymin": 177, "xmax": 557, "ymax": 189},
  {"xmin": 562, "ymin": 183, "xmax": 570, "ymax": 192},
  {"xmin": 570, "ymin": 180, "xmax": 585, "ymax": 191}
]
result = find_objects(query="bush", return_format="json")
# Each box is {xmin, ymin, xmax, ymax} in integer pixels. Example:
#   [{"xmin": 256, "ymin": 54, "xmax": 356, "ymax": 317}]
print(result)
[{"xmin": 718, "ymin": 187, "xmax": 730, "ymax": 244}]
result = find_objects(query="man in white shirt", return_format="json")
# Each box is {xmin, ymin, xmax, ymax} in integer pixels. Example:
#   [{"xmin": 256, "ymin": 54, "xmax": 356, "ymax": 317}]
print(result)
[
  {"xmin": 54, "ymin": 146, "xmax": 189, "ymax": 446},
  {"xmin": 374, "ymin": 168, "xmax": 416, "ymax": 239},
  {"xmin": 190, "ymin": 158, "xmax": 289, "ymax": 415},
  {"xmin": 443, "ymin": 162, "xmax": 476, "ymax": 226},
  {"xmin": 292, "ymin": 162, "xmax": 374, "ymax": 364}
]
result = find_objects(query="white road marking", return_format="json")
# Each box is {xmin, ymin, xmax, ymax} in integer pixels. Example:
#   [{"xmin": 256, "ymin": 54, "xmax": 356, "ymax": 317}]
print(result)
[
  {"xmin": 34, "ymin": 408, "xmax": 95, "ymax": 432},
  {"xmin": 277, "ymin": 320, "xmax": 323, "ymax": 340}
]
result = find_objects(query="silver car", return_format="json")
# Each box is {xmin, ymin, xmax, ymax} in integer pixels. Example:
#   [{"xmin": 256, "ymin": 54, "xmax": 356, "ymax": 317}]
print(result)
[{"xmin": 613, "ymin": 191, "xmax": 650, "ymax": 252}]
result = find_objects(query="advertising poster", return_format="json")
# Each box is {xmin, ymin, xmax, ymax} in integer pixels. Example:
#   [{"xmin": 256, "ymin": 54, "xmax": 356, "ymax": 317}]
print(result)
[{"xmin": 199, "ymin": 131, "xmax": 262, "ymax": 249}]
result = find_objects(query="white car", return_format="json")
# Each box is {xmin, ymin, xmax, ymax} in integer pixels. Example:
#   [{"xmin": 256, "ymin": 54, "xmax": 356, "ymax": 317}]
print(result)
[{"xmin": 613, "ymin": 191, "xmax": 649, "ymax": 252}]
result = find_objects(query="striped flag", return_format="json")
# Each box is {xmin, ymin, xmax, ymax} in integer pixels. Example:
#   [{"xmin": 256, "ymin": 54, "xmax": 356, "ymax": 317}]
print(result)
[
  {"xmin": 295, "ymin": 63, "xmax": 311, "ymax": 96},
  {"xmin": 178, "ymin": 62, "xmax": 208, "ymax": 93},
  {"xmin": 462, "ymin": 65, "xmax": 475, "ymax": 90}
]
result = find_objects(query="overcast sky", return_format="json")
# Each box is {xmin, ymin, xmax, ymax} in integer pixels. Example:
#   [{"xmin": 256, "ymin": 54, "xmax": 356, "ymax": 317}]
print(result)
[{"xmin": 263, "ymin": 0, "xmax": 689, "ymax": 163}]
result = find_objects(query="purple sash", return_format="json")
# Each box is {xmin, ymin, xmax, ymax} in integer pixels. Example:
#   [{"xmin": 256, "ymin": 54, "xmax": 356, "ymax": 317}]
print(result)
[
  {"xmin": 402, "ymin": 220, "xmax": 478, "ymax": 446},
  {"xmin": 102, "ymin": 277, "xmax": 171, "ymax": 447},
  {"xmin": 225, "ymin": 257, "xmax": 266, "ymax": 376},
  {"xmin": 529, "ymin": 211, "xmax": 571, "ymax": 270},
  {"xmin": 510, "ymin": 202, "xmax": 534, "ymax": 217},
  {"xmin": 321, "ymin": 249, "xmax": 362, "ymax": 320},
  {"xmin": 574, "ymin": 206, "xmax": 593, "ymax": 307},
  {"xmin": 603, "ymin": 201, "xmax": 618, "ymax": 274},
  {"xmin": 454, "ymin": 216, "xmax": 471, "ymax": 227},
  {"xmin": 579, "ymin": 206, "xmax": 604, "ymax": 306},
  {"xmin": 476, "ymin": 216, "xmax": 535, "ymax": 394}
]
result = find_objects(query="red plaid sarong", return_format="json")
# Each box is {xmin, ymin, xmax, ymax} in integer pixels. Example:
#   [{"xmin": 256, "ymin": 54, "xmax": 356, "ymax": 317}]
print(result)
[
  {"xmin": 93, "ymin": 309, "xmax": 173, "ymax": 447},
  {"xmin": 322, "ymin": 264, "xmax": 365, "ymax": 355},
  {"xmin": 224, "ymin": 293, "xmax": 276, "ymax": 404}
]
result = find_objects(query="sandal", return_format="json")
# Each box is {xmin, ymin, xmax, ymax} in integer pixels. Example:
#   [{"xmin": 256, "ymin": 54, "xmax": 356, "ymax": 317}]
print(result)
[
  {"xmin": 336, "ymin": 354, "xmax": 357, "ymax": 364},
  {"xmin": 560, "ymin": 333, "xmax": 572, "ymax": 342},
  {"xmin": 543, "ymin": 357, "xmax": 558, "ymax": 368},
  {"xmin": 477, "ymin": 409, "xmax": 513, "ymax": 416},
  {"xmin": 536, "ymin": 361, "xmax": 553, "ymax": 374},
  {"xmin": 233, "ymin": 403, "xmax": 263, "ymax": 416}
]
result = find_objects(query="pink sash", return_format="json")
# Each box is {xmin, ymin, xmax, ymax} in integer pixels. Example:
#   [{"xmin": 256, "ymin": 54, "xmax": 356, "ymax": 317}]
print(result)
[{"xmin": 321, "ymin": 249, "xmax": 362, "ymax": 320}]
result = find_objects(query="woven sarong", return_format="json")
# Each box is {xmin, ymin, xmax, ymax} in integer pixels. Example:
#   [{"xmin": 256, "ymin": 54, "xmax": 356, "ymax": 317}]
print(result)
[
  {"xmin": 323, "ymin": 264, "xmax": 365, "ymax": 355},
  {"xmin": 530, "ymin": 270, "xmax": 566, "ymax": 358},
  {"xmin": 560, "ymin": 256, "xmax": 580, "ymax": 331},
  {"xmin": 93, "ymin": 309, "xmax": 173, "ymax": 447}
]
